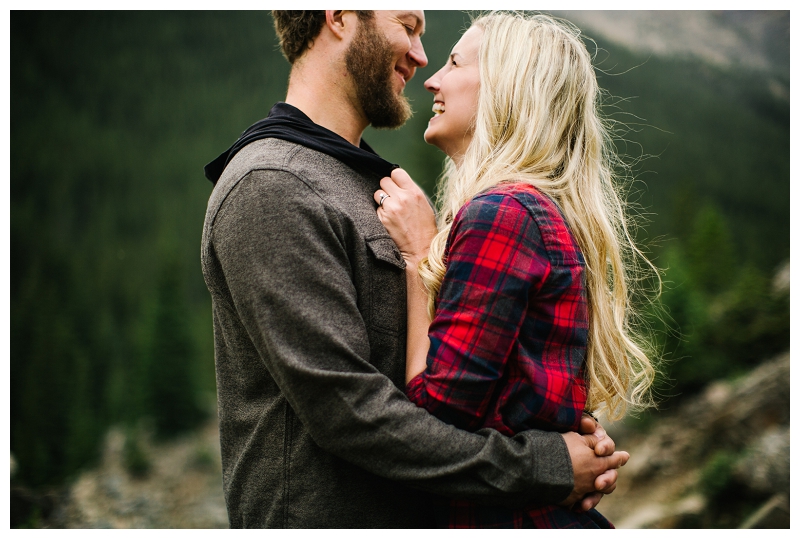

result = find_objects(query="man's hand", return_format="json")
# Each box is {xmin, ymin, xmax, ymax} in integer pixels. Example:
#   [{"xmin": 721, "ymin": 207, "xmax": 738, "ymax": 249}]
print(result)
[
  {"xmin": 579, "ymin": 413, "xmax": 615, "ymax": 456},
  {"xmin": 558, "ymin": 414, "xmax": 629, "ymax": 510},
  {"xmin": 573, "ymin": 414, "xmax": 620, "ymax": 511}
]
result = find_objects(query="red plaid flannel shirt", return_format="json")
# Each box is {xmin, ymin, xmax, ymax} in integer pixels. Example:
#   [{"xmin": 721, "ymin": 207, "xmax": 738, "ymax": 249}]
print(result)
[{"xmin": 406, "ymin": 183, "xmax": 612, "ymax": 528}]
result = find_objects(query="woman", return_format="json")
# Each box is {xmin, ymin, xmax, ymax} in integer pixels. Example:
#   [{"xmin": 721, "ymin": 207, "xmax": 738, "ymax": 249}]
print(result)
[{"xmin": 374, "ymin": 12, "xmax": 658, "ymax": 528}]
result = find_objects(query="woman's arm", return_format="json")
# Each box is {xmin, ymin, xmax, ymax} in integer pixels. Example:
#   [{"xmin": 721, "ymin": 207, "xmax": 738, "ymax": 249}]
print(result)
[
  {"xmin": 374, "ymin": 168, "xmax": 438, "ymax": 383},
  {"xmin": 376, "ymin": 177, "xmax": 627, "ymax": 507},
  {"xmin": 404, "ymin": 256, "xmax": 432, "ymax": 383},
  {"xmin": 405, "ymin": 192, "xmax": 539, "ymax": 431}
]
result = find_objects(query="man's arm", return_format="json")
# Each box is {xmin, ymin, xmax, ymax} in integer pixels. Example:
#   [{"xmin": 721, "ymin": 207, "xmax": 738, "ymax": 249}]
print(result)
[{"xmin": 210, "ymin": 169, "xmax": 623, "ymax": 506}]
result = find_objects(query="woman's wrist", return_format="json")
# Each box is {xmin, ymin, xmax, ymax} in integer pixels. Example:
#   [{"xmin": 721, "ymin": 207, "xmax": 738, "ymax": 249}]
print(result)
[{"xmin": 403, "ymin": 250, "xmax": 429, "ymax": 269}]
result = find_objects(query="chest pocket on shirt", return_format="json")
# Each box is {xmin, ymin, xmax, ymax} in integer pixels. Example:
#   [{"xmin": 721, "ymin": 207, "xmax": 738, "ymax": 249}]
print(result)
[{"xmin": 365, "ymin": 235, "xmax": 406, "ymax": 335}]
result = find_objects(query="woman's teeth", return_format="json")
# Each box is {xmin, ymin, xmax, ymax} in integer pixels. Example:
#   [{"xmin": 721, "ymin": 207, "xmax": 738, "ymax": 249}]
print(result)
[{"xmin": 432, "ymin": 103, "xmax": 445, "ymax": 115}]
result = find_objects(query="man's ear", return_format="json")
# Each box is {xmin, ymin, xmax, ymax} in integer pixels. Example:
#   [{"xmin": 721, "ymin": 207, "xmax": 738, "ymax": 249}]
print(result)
[{"xmin": 325, "ymin": 10, "xmax": 347, "ymax": 40}]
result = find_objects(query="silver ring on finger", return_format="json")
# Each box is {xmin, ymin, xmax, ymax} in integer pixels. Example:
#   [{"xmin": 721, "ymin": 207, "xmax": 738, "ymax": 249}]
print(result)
[{"xmin": 379, "ymin": 193, "xmax": 390, "ymax": 207}]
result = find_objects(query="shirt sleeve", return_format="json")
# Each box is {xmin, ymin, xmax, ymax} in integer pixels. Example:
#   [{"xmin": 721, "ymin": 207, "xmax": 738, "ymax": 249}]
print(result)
[
  {"xmin": 406, "ymin": 192, "xmax": 550, "ymax": 431},
  {"xmin": 209, "ymin": 171, "xmax": 573, "ymax": 506}
]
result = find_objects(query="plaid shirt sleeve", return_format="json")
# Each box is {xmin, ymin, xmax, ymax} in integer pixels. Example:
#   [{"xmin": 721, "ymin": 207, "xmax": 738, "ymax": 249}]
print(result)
[{"xmin": 406, "ymin": 190, "xmax": 555, "ymax": 432}]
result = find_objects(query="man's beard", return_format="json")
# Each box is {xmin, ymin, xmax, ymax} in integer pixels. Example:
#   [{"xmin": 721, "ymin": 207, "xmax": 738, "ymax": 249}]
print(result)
[{"xmin": 345, "ymin": 19, "xmax": 412, "ymax": 129}]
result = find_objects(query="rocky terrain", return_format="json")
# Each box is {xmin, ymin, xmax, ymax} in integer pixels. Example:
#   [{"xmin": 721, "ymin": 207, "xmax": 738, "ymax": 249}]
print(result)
[
  {"xmin": 600, "ymin": 351, "xmax": 790, "ymax": 528},
  {"xmin": 11, "ymin": 420, "xmax": 228, "ymax": 529}
]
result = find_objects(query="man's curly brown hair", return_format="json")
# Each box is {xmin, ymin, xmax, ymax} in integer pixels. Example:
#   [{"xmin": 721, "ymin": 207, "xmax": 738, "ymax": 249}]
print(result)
[{"xmin": 272, "ymin": 11, "xmax": 373, "ymax": 64}]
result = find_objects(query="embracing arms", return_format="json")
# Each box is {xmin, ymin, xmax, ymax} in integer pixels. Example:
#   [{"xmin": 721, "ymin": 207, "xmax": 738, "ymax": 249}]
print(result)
[{"xmin": 207, "ymin": 167, "xmax": 622, "ymax": 507}]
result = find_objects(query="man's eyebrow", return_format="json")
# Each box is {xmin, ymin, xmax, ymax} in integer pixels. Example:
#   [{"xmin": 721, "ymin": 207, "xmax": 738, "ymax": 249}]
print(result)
[{"xmin": 398, "ymin": 11, "xmax": 425, "ymax": 35}]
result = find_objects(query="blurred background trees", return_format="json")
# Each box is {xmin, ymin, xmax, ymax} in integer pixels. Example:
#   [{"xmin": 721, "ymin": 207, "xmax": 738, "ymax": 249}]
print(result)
[{"xmin": 10, "ymin": 9, "xmax": 789, "ymax": 509}]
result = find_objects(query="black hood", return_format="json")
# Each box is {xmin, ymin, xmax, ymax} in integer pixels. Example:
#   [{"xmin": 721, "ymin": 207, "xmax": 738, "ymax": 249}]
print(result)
[{"xmin": 204, "ymin": 102, "xmax": 397, "ymax": 185}]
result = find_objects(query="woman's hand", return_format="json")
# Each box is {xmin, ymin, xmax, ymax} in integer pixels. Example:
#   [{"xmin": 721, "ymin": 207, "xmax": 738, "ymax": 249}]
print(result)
[
  {"xmin": 374, "ymin": 168, "xmax": 437, "ymax": 265},
  {"xmin": 375, "ymin": 168, "xmax": 437, "ymax": 383}
]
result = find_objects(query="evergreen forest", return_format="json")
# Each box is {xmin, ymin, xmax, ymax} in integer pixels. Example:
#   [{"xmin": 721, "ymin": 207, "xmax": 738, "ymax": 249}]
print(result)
[{"xmin": 10, "ymin": 10, "xmax": 790, "ymax": 496}]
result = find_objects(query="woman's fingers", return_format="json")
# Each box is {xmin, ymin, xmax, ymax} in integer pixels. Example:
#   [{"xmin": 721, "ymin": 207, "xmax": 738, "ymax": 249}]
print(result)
[
  {"xmin": 377, "ymin": 168, "xmax": 423, "ymax": 212},
  {"xmin": 373, "ymin": 168, "xmax": 437, "ymax": 264},
  {"xmin": 390, "ymin": 167, "xmax": 415, "ymax": 189},
  {"xmin": 380, "ymin": 176, "xmax": 400, "ymax": 197},
  {"xmin": 379, "ymin": 168, "xmax": 418, "ymax": 198},
  {"xmin": 373, "ymin": 189, "xmax": 390, "ymax": 208}
]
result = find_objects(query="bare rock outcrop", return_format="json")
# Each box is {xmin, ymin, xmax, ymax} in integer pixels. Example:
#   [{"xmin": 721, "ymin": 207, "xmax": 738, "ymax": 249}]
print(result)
[
  {"xmin": 48, "ymin": 420, "xmax": 228, "ymax": 528},
  {"xmin": 599, "ymin": 351, "xmax": 790, "ymax": 529}
]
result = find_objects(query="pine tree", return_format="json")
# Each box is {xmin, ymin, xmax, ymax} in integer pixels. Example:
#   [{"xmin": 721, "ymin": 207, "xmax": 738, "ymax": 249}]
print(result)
[{"xmin": 145, "ymin": 258, "xmax": 206, "ymax": 438}]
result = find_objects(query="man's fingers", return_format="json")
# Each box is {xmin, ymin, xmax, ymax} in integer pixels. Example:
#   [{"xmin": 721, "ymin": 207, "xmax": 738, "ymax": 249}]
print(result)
[
  {"xmin": 592, "ymin": 421, "xmax": 607, "ymax": 441},
  {"xmin": 579, "ymin": 414, "xmax": 598, "ymax": 435},
  {"xmin": 594, "ymin": 468, "xmax": 618, "ymax": 493},
  {"xmin": 560, "ymin": 432, "xmax": 630, "ymax": 510},
  {"xmin": 581, "ymin": 431, "xmax": 599, "ymax": 451},
  {"xmin": 579, "ymin": 413, "xmax": 617, "ymax": 456},
  {"xmin": 594, "ymin": 431, "xmax": 615, "ymax": 457},
  {"xmin": 605, "ymin": 450, "xmax": 630, "ymax": 470},
  {"xmin": 577, "ymin": 492, "xmax": 603, "ymax": 513}
]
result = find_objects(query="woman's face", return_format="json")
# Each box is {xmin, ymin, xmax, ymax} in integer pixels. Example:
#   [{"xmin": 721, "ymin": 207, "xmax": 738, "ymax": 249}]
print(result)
[{"xmin": 423, "ymin": 25, "xmax": 482, "ymax": 162}]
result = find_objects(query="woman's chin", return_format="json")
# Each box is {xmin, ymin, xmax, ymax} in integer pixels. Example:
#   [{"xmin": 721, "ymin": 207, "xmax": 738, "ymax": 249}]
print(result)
[{"xmin": 423, "ymin": 130, "xmax": 445, "ymax": 153}]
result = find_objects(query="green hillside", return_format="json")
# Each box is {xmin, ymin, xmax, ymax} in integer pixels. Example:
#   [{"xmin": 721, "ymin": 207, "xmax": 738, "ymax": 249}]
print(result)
[{"xmin": 10, "ymin": 10, "xmax": 788, "ymax": 493}]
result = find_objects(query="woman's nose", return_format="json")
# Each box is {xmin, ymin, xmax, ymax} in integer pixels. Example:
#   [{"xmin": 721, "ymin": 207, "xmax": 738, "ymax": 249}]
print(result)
[{"xmin": 424, "ymin": 70, "xmax": 441, "ymax": 94}]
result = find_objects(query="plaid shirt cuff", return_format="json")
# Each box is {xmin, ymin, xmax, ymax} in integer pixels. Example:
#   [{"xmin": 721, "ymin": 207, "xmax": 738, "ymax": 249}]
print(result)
[{"xmin": 406, "ymin": 372, "xmax": 428, "ymax": 407}]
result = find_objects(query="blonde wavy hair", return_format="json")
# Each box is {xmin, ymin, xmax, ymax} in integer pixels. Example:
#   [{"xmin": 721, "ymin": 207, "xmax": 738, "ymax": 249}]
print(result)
[{"xmin": 419, "ymin": 12, "xmax": 658, "ymax": 420}]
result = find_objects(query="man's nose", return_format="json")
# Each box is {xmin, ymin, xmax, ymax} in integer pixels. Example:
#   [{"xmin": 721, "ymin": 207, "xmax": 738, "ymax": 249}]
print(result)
[{"xmin": 409, "ymin": 38, "xmax": 428, "ymax": 68}]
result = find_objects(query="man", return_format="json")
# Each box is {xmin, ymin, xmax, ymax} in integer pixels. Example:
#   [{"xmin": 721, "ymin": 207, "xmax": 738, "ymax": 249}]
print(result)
[{"xmin": 202, "ymin": 10, "xmax": 628, "ymax": 528}]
